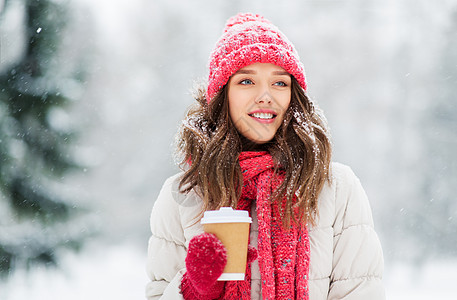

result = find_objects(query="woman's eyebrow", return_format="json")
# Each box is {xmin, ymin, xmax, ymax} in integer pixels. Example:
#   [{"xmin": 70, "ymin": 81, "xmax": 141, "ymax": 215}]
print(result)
[
  {"xmin": 234, "ymin": 69, "xmax": 256, "ymax": 75},
  {"xmin": 234, "ymin": 70, "xmax": 290, "ymax": 76},
  {"xmin": 272, "ymin": 71, "xmax": 290, "ymax": 76}
]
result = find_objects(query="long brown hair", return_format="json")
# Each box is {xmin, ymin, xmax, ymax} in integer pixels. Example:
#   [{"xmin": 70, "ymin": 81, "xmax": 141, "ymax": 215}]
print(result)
[{"xmin": 176, "ymin": 77, "xmax": 332, "ymax": 227}]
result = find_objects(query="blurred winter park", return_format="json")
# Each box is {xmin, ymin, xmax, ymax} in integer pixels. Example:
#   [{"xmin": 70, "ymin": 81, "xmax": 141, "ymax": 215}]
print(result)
[{"xmin": 0, "ymin": 0, "xmax": 456, "ymax": 299}]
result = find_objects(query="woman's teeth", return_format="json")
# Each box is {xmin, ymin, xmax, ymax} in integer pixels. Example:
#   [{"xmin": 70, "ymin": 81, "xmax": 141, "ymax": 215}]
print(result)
[{"xmin": 251, "ymin": 112, "xmax": 274, "ymax": 119}]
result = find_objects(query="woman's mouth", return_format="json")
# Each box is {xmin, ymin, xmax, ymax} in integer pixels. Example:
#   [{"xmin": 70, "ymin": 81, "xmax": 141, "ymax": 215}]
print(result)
[{"xmin": 248, "ymin": 111, "xmax": 277, "ymax": 123}]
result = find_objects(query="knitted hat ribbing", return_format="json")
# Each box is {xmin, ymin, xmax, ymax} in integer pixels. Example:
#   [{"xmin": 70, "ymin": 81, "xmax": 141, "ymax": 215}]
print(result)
[{"xmin": 206, "ymin": 13, "xmax": 307, "ymax": 103}]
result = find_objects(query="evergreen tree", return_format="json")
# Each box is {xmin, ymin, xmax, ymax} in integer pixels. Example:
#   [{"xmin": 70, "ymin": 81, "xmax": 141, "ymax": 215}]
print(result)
[{"xmin": 0, "ymin": 0, "xmax": 87, "ymax": 275}]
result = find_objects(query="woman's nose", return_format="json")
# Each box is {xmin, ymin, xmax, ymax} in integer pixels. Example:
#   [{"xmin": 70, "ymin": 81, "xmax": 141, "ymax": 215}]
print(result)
[{"xmin": 255, "ymin": 91, "xmax": 272, "ymax": 104}]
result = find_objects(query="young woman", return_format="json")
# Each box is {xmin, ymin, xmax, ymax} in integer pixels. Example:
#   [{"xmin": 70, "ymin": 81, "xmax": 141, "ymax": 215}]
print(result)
[{"xmin": 146, "ymin": 13, "xmax": 385, "ymax": 300}]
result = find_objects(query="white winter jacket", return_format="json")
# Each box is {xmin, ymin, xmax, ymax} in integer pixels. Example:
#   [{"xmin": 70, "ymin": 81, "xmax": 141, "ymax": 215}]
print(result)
[{"xmin": 145, "ymin": 162, "xmax": 385, "ymax": 299}]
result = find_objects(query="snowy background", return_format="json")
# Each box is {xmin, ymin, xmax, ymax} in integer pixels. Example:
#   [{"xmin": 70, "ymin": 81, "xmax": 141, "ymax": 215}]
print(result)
[{"xmin": 1, "ymin": 0, "xmax": 457, "ymax": 299}]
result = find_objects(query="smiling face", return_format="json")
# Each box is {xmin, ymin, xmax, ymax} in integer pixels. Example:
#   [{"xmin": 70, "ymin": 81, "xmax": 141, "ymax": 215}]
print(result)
[{"xmin": 227, "ymin": 63, "xmax": 292, "ymax": 144}]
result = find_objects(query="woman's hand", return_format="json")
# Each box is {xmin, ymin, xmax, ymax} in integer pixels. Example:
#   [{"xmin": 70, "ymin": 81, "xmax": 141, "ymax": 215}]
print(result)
[{"xmin": 181, "ymin": 233, "xmax": 227, "ymax": 299}]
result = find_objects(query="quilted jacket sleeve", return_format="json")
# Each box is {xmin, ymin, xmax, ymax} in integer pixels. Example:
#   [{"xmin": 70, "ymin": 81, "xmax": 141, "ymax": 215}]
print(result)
[
  {"xmin": 145, "ymin": 175, "xmax": 187, "ymax": 300},
  {"xmin": 329, "ymin": 164, "xmax": 385, "ymax": 299}
]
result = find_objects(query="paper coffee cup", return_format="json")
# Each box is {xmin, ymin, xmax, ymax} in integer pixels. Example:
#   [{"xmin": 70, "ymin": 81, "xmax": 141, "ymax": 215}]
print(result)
[{"xmin": 201, "ymin": 207, "xmax": 252, "ymax": 281}]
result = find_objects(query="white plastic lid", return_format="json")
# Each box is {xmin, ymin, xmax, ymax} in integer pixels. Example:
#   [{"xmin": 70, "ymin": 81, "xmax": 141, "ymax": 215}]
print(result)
[{"xmin": 201, "ymin": 207, "xmax": 252, "ymax": 224}]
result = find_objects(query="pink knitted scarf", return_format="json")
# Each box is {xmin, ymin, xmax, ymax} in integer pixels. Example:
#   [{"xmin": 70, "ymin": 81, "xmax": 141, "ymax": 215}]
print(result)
[{"xmin": 222, "ymin": 151, "xmax": 310, "ymax": 300}]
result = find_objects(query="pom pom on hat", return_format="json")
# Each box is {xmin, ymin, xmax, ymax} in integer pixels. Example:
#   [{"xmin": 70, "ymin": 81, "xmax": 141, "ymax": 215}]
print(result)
[
  {"xmin": 223, "ymin": 13, "xmax": 270, "ymax": 32},
  {"xmin": 206, "ymin": 13, "xmax": 307, "ymax": 103}
]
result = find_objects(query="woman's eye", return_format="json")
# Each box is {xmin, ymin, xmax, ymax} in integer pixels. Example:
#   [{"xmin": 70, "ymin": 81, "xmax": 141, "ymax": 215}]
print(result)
[
  {"xmin": 240, "ymin": 79, "xmax": 253, "ymax": 85},
  {"xmin": 274, "ymin": 81, "xmax": 287, "ymax": 87}
]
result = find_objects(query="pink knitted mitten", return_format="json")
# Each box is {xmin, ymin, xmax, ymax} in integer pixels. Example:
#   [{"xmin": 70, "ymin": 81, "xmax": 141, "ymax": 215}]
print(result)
[{"xmin": 181, "ymin": 233, "xmax": 227, "ymax": 300}]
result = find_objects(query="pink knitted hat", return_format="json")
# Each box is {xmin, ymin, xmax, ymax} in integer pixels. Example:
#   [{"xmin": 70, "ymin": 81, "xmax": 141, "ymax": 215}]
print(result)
[{"xmin": 206, "ymin": 13, "xmax": 307, "ymax": 103}]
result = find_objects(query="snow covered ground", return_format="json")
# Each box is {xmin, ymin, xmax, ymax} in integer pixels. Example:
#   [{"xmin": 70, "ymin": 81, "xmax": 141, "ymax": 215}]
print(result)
[
  {"xmin": 1, "ymin": 242, "xmax": 457, "ymax": 300},
  {"xmin": 385, "ymin": 260, "xmax": 457, "ymax": 299},
  {"xmin": 0, "ymin": 242, "xmax": 148, "ymax": 300}
]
